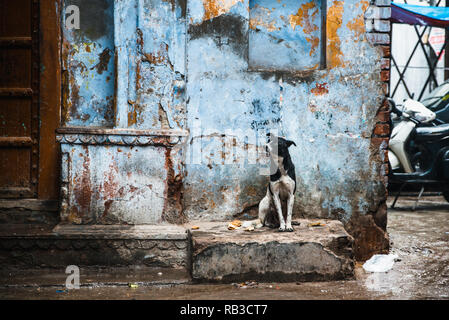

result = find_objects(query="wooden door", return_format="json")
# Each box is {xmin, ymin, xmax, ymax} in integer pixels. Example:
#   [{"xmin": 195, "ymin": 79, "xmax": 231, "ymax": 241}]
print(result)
[{"xmin": 0, "ymin": 0, "xmax": 40, "ymax": 198}]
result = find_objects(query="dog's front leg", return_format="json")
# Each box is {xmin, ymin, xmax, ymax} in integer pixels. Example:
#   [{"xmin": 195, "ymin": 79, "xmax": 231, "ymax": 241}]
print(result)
[
  {"xmin": 286, "ymin": 194, "xmax": 294, "ymax": 232},
  {"xmin": 272, "ymin": 192, "xmax": 286, "ymax": 232}
]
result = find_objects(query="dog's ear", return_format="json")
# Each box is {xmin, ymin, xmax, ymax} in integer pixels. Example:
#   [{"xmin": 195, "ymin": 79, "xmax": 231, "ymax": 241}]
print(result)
[{"xmin": 287, "ymin": 140, "xmax": 296, "ymax": 147}]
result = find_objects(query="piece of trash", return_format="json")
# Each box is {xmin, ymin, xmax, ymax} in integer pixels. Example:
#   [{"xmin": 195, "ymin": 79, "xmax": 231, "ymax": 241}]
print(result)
[
  {"xmin": 228, "ymin": 220, "xmax": 242, "ymax": 230},
  {"xmin": 56, "ymin": 289, "xmax": 67, "ymax": 293},
  {"xmin": 191, "ymin": 226, "xmax": 200, "ymax": 230},
  {"xmin": 228, "ymin": 224, "xmax": 238, "ymax": 230},
  {"xmin": 128, "ymin": 283, "xmax": 139, "ymax": 288},
  {"xmin": 241, "ymin": 221, "xmax": 253, "ymax": 228},
  {"xmin": 308, "ymin": 221, "xmax": 326, "ymax": 227},
  {"xmin": 157, "ymin": 272, "xmax": 163, "ymax": 276},
  {"xmin": 231, "ymin": 220, "xmax": 242, "ymax": 227},
  {"xmin": 363, "ymin": 254, "xmax": 398, "ymax": 272},
  {"xmin": 242, "ymin": 220, "xmax": 263, "ymax": 229},
  {"xmin": 234, "ymin": 281, "xmax": 258, "ymax": 288}
]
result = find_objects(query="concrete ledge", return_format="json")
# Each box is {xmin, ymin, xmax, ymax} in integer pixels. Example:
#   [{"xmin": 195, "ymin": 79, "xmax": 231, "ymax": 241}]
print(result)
[
  {"xmin": 189, "ymin": 219, "xmax": 354, "ymax": 283},
  {"xmin": 52, "ymin": 224, "xmax": 188, "ymax": 240}
]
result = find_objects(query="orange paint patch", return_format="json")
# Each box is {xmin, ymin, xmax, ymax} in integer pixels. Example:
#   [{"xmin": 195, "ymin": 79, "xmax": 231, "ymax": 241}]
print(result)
[
  {"xmin": 289, "ymin": 2, "xmax": 318, "ymax": 32},
  {"xmin": 203, "ymin": 0, "xmax": 244, "ymax": 21},
  {"xmin": 288, "ymin": 1, "xmax": 320, "ymax": 56},
  {"xmin": 249, "ymin": 5, "xmax": 278, "ymax": 32},
  {"xmin": 346, "ymin": 1, "xmax": 370, "ymax": 41},
  {"xmin": 311, "ymin": 82, "xmax": 329, "ymax": 96},
  {"xmin": 127, "ymin": 102, "xmax": 143, "ymax": 127},
  {"xmin": 327, "ymin": 0, "xmax": 344, "ymax": 68}
]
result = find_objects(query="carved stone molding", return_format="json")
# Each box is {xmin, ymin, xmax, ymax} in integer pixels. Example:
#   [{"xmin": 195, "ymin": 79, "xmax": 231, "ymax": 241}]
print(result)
[{"xmin": 56, "ymin": 127, "xmax": 189, "ymax": 146}]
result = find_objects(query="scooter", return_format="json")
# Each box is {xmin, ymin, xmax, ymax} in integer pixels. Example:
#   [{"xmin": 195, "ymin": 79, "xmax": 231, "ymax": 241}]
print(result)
[{"xmin": 387, "ymin": 98, "xmax": 449, "ymax": 206}]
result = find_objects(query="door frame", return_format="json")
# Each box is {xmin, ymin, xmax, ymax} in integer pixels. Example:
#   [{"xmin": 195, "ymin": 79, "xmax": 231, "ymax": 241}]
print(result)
[{"xmin": 0, "ymin": 0, "xmax": 61, "ymax": 216}]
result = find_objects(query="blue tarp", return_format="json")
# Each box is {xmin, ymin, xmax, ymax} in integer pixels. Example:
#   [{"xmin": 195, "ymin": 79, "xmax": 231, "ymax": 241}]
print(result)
[{"xmin": 392, "ymin": 3, "xmax": 449, "ymax": 27}]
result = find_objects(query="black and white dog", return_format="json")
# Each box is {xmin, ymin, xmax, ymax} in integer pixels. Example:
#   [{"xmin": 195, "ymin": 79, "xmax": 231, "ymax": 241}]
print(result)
[{"xmin": 258, "ymin": 134, "xmax": 297, "ymax": 232}]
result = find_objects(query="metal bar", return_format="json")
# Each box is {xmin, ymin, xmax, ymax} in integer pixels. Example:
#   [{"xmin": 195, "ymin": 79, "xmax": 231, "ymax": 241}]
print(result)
[
  {"xmin": 30, "ymin": 0, "xmax": 40, "ymax": 198},
  {"xmin": 413, "ymin": 25, "xmax": 439, "ymax": 89},
  {"xmin": 446, "ymin": 0, "xmax": 449, "ymax": 80},
  {"xmin": 391, "ymin": 26, "xmax": 429, "ymax": 98},
  {"xmin": 418, "ymin": 35, "xmax": 448, "ymax": 100},
  {"xmin": 412, "ymin": 186, "xmax": 425, "ymax": 211},
  {"xmin": 391, "ymin": 182, "xmax": 407, "ymax": 209},
  {"xmin": 391, "ymin": 55, "xmax": 414, "ymax": 98},
  {"xmin": 0, "ymin": 137, "xmax": 33, "ymax": 147},
  {"xmin": 391, "ymin": 0, "xmax": 444, "ymax": 98},
  {"xmin": 0, "ymin": 88, "xmax": 33, "ymax": 97},
  {"xmin": 0, "ymin": 187, "xmax": 34, "ymax": 199},
  {"xmin": 320, "ymin": 0, "xmax": 327, "ymax": 70},
  {"xmin": 0, "ymin": 37, "xmax": 32, "ymax": 47}
]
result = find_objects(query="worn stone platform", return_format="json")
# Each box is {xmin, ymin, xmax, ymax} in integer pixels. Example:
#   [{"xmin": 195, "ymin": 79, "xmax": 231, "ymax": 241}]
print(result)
[
  {"xmin": 0, "ymin": 224, "xmax": 189, "ymax": 270},
  {"xmin": 1, "ymin": 219, "xmax": 354, "ymax": 284},
  {"xmin": 188, "ymin": 219, "xmax": 354, "ymax": 283}
]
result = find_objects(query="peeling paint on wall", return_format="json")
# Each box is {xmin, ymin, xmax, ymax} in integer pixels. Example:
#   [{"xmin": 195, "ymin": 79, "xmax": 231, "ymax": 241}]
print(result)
[
  {"xmin": 62, "ymin": 0, "xmax": 115, "ymax": 127},
  {"xmin": 327, "ymin": 0, "xmax": 344, "ymax": 69},
  {"xmin": 203, "ymin": 0, "xmax": 244, "ymax": 21},
  {"xmin": 60, "ymin": 0, "xmax": 386, "ymax": 231},
  {"xmin": 249, "ymin": 0, "xmax": 323, "ymax": 70}
]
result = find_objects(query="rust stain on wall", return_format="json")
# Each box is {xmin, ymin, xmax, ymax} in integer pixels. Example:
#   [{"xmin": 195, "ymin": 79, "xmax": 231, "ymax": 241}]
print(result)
[
  {"xmin": 142, "ymin": 43, "xmax": 170, "ymax": 66},
  {"xmin": 71, "ymin": 146, "xmax": 92, "ymax": 224},
  {"xmin": 202, "ymin": 0, "xmax": 244, "ymax": 21},
  {"xmin": 288, "ymin": 1, "xmax": 319, "ymax": 56},
  {"xmin": 91, "ymin": 48, "xmax": 111, "ymax": 74},
  {"xmin": 327, "ymin": 0, "xmax": 344, "ymax": 68},
  {"xmin": 311, "ymin": 82, "xmax": 329, "ymax": 96},
  {"xmin": 162, "ymin": 148, "xmax": 186, "ymax": 224},
  {"xmin": 127, "ymin": 101, "xmax": 144, "ymax": 126}
]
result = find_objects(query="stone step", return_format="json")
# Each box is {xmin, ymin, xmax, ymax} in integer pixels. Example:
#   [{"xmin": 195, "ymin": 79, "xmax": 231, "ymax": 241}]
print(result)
[
  {"xmin": 1, "ymin": 219, "xmax": 355, "ymax": 284},
  {"xmin": 189, "ymin": 219, "xmax": 354, "ymax": 283},
  {"xmin": 0, "ymin": 224, "xmax": 189, "ymax": 270}
]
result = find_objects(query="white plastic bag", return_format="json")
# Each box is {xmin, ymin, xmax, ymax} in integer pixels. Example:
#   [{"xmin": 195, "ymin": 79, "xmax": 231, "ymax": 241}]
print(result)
[{"xmin": 363, "ymin": 254, "xmax": 398, "ymax": 272}]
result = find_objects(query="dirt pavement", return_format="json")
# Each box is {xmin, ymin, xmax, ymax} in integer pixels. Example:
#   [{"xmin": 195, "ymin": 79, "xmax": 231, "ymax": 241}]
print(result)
[{"xmin": 1, "ymin": 196, "xmax": 448, "ymax": 300}]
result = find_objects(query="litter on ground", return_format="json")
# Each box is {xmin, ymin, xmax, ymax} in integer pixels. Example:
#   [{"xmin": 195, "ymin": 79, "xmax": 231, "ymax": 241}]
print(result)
[
  {"xmin": 308, "ymin": 221, "xmax": 326, "ymax": 227},
  {"xmin": 363, "ymin": 254, "xmax": 399, "ymax": 272}
]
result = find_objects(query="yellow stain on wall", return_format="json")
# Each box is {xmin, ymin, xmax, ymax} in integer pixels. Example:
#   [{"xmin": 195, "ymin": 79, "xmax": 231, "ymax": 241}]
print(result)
[
  {"xmin": 327, "ymin": 0, "xmax": 344, "ymax": 69},
  {"xmin": 202, "ymin": 0, "xmax": 244, "ymax": 21}
]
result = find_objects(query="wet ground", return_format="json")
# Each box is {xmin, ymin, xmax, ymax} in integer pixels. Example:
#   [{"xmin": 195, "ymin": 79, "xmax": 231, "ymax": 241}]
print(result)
[{"xmin": 1, "ymin": 196, "xmax": 448, "ymax": 300}]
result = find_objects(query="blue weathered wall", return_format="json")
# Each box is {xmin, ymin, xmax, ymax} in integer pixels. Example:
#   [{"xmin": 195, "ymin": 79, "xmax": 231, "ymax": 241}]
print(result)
[
  {"xmin": 59, "ymin": 0, "xmax": 388, "ymax": 241},
  {"xmin": 62, "ymin": 0, "xmax": 115, "ymax": 127},
  {"xmin": 183, "ymin": 0, "xmax": 385, "ymax": 222}
]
